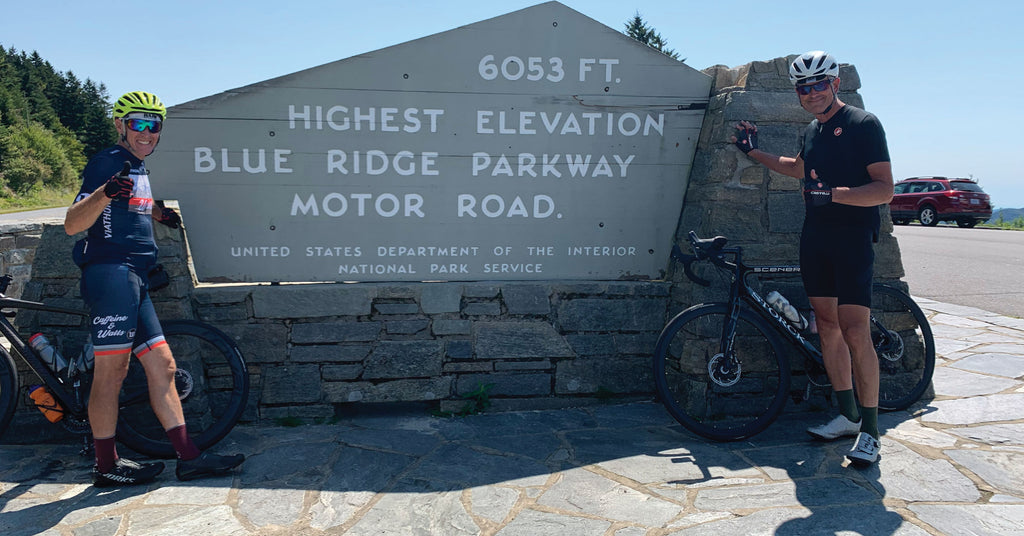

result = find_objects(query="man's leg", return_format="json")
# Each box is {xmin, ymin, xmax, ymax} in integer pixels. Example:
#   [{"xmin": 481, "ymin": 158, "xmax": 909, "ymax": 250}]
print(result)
[
  {"xmin": 88, "ymin": 348, "xmax": 166, "ymax": 486},
  {"xmin": 811, "ymin": 296, "xmax": 853, "ymax": 392},
  {"xmin": 805, "ymin": 296, "xmax": 862, "ymax": 440},
  {"xmin": 838, "ymin": 304, "xmax": 880, "ymax": 436},
  {"xmin": 88, "ymin": 350, "xmax": 131, "ymax": 471},
  {"xmin": 136, "ymin": 339, "xmax": 244, "ymax": 479},
  {"xmin": 135, "ymin": 342, "xmax": 186, "ymax": 430}
]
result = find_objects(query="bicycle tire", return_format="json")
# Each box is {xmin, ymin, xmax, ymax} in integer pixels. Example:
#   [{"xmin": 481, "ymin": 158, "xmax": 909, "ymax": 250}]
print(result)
[
  {"xmin": 870, "ymin": 284, "xmax": 935, "ymax": 410},
  {"xmin": 653, "ymin": 303, "xmax": 791, "ymax": 441},
  {"xmin": 0, "ymin": 349, "xmax": 18, "ymax": 439},
  {"xmin": 116, "ymin": 320, "xmax": 249, "ymax": 458}
]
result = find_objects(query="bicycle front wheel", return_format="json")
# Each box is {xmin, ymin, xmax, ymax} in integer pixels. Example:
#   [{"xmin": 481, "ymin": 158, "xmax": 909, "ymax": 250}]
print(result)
[
  {"xmin": 0, "ymin": 349, "xmax": 18, "ymax": 439},
  {"xmin": 653, "ymin": 303, "xmax": 790, "ymax": 441},
  {"xmin": 871, "ymin": 284, "xmax": 935, "ymax": 410},
  {"xmin": 117, "ymin": 320, "xmax": 249, "ymax": 458}
]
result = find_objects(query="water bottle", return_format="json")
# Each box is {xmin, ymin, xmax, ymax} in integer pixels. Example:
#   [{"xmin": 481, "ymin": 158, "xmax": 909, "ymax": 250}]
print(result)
[
  {"xmin": 29, "ymin": 333, "xmax": 69, "ymax": 375},
  {"xmin": 766, "ymin": 291, "xmax": 808, "ymax": 331},
  {"xmin": 76, "ymin": 336, "xmax": 96, "ymax": 375},
  {"xmin": 29, "ymin": 385, "xmax": 65, "ymax": 423}
]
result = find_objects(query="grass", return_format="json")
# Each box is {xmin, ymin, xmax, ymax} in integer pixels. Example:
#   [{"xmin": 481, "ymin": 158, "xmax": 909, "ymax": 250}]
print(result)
[{"xmin": 0, "ymin": 189, "xmax": 76, "ymax": 214}]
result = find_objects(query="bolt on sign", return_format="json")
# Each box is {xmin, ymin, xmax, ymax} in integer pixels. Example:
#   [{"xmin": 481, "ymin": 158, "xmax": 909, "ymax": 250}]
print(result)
[{"xmin": 149, "ymin": 1, "xmax": 711, "ymax": 283}]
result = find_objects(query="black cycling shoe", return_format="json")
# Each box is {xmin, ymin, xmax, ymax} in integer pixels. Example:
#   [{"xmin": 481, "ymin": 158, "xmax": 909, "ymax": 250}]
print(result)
[
  {"xmin": 92, "ymin": 458, "xmax": 165, "ymax": 488},
  {"xmin": 176, "ymin": 451, "xmax": 245, "ymax": 481}
]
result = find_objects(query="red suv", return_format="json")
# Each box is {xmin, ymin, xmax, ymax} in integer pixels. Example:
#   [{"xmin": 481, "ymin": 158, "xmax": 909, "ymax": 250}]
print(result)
[{"xmin": 890, "ymin": 177, "xmax": 992, "ymax": 228}]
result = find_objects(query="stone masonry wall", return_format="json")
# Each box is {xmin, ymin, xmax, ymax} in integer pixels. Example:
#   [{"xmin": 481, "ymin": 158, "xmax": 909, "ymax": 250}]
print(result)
[
  {"xmin": 4, "ymin": 56, "xmax": 909, "ymax": 428},
  {"xmin": 13, "ymin": 222, "xmax": 669, "ymax": 427},
  {"xmin": 0, "ymin": 220, "xmax": 48, "ymax": 301}
]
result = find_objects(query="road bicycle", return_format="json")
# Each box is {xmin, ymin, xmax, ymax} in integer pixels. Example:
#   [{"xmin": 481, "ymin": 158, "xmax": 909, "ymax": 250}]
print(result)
[
  {"xmin": 653, "ymin": 231, "xmax": 935, "ymax": 441},
  {"xmin": 0, "ymin": 273, "xmax": 249, "ymax": 458}
]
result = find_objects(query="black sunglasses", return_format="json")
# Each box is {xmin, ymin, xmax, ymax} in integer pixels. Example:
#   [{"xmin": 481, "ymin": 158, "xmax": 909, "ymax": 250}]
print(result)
[{"xmin": 795, "ymin": 79, "xmax": 833, "ymax": 96}]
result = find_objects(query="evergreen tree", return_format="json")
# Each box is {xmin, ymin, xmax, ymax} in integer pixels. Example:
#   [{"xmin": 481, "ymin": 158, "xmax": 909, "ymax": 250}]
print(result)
[
  {"xmin": 624, "ymin": 11, "xmax": 682, "ymax": 61},
  {"xmin": 0, "ymin": 44, "xmax": 117, "ymax": 200}
]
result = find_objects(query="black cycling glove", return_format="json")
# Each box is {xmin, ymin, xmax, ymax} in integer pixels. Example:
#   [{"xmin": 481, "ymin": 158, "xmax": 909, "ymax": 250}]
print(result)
[
  {"xmin": 155, "ymin": 206, "xmax": 181, "ymax": 229},
  {"xmin": 732, "ymin": 123, "xmax": 758, "ymax": 154},
  {"xmin": 103, "ymin": 161, "xmax": 134, "ymax": 200},
  {"xmin": 803, "ymin": 177, "xmax": 833, "ymax": 207}
]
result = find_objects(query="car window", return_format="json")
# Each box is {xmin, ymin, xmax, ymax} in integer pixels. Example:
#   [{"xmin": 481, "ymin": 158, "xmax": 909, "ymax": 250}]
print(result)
[
  {"xmin": 894, "ymin": 183, "xmax": 909, "ymax": 194},
  {"xmin": 908, "ymin": 183, "xmax": 926, "ymax": 193},
  {"xmin": 928, "ymin": 182, "xmax": 945, "ymax": 192},
  {"xmin": 950, "ymin": 182, "xmax": 984, "ymax": 193}
]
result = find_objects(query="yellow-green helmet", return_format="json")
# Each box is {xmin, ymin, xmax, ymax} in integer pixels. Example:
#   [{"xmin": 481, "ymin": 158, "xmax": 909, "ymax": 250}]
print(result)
[{"xmin": 112, "ymin": 91, "xmax": 166, "ymax": 120}]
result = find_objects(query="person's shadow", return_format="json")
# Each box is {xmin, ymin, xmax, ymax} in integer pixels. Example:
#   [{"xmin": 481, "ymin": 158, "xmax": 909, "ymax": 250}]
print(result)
[
  {"xmin": 0, "ymin": 451, "xmax": 149, "ymax": 536},
  {"xmin": 769, "ymin": 415, "xmax": 905, "ymax": 536}
]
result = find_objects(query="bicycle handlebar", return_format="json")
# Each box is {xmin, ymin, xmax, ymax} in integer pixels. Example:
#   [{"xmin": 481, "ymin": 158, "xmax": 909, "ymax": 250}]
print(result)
[{"xmin": 676, "ymin": 231, "xmax": 741, "ymax": 287}]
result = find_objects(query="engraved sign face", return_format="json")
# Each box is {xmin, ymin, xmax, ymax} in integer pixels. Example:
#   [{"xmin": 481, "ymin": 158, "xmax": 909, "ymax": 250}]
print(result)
[{"xmin": 149, "ymin": 2, "xmax": 711, "ymax": 282}]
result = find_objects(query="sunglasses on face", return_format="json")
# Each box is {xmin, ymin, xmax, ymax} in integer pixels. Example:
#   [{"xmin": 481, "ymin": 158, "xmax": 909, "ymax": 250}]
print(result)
[
  {"xmin": 795, "ymin": 79, "xmax": 833, "ymax": 96},
  {"xmin": 125, "ymin": 118, "xmax": 162, "ymax": 133}
]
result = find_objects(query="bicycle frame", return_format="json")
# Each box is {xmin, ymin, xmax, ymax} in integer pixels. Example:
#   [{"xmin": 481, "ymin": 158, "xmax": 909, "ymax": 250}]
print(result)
[
  {"xmin": 0, "ymin": 290, "xmax": 90, "ymax": 417},
  {"xmin": 678, "ymin": 235, "xmax": 823, "ymax": 367},
  {"xmin": 744, "ymin": 265, "xmax": 824, "ymax": 364}
]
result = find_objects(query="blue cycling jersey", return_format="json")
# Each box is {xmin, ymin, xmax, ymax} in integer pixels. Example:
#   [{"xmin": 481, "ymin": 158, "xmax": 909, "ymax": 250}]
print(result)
[{"xmin": 73, "ymin": 146, "xmax": 157, "ymax": 270}]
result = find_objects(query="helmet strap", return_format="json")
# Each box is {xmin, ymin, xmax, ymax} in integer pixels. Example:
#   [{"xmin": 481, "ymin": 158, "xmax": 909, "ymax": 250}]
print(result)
[{"xmin": 820, "ymin": 78, "xmax": 839, "ymax": 115}]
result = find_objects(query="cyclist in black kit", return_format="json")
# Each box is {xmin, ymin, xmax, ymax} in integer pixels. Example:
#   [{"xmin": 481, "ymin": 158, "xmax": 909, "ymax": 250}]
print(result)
[
  {"xmin": 64, "ymin": 91, "xmax": 244, "ymax": 487},
  {"xmin": 730, "ymin": 51, "xmax": 894, "ymax": 466}
]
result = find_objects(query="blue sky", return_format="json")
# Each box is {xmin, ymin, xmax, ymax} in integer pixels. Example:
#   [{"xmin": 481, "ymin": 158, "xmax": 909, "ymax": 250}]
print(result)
[{"xmin": 3, "ymin": 0, "xmax": 1021, "ymax": 208}]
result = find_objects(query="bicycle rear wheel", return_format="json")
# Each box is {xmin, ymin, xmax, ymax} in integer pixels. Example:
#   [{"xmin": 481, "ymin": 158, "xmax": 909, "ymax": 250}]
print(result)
[
  {"xmin": 871, "ymin": 284, "xmax": 935, "ymax": 410},
  {"xmin": 117, "ymin": 320, "xmax": 249, "ymax": 458},
  {"xmin": 0, "ymin": 349, "xmax": 18, "ymax": 439},
  {"xmin": 653, "ymin": 303, "xmax": 790, "ymax": 441}
]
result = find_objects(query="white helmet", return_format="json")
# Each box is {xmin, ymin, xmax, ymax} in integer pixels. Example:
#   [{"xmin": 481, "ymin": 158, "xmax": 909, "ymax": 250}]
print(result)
[{"xmin": 789, "ymin": 51, "xmax": 839, "ymax": 85}]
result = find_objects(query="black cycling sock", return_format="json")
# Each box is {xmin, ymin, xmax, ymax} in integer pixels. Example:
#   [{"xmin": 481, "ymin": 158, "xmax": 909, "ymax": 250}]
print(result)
[
  {"xmin": 836, "ymin": 389, "xmax": 860, "ymax": 422},
  {"xmin": 860, "ymin": 406, "xmax": 879, "ymax": 439}
]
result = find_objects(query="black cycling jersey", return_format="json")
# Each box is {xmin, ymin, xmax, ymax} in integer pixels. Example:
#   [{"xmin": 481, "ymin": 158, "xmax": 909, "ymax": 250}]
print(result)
[
  {"xmin": 73, "ymin": 146, "xmax": 157, "ymax": 271},
  {"xmin": 798, "ymin": 105, "xmax": 890, "ymax": 233}
]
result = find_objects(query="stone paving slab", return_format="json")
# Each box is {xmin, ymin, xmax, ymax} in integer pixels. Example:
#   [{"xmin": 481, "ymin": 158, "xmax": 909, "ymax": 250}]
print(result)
[{"xmin": 2, "ymin": 301, "xmax": 1023, "ymax": 535}]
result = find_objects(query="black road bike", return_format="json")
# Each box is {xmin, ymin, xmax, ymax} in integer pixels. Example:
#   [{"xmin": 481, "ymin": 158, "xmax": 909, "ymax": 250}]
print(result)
[
  {"xmin": 653, "ymin": 232, "xmax": 935, "ymax": 441},
  {"xmin": 0, "ymin": 274, "xmax": 249, "ymax": 458}
]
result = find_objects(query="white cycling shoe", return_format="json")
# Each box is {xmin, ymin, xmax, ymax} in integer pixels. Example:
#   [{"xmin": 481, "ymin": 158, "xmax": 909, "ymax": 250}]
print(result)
[
  {"xmin": 806, "ymin": 414, "xmax": 861, "ymax": 441},
  {"xmin": 846, "ymin": 432, "xmax": 881, "ymax": 467}
]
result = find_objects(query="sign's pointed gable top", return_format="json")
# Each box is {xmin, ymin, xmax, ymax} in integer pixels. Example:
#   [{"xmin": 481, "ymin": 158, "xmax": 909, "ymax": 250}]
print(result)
[{"xmin": 174, "ymin": 1, "xmax": 709, "ymax": 112}]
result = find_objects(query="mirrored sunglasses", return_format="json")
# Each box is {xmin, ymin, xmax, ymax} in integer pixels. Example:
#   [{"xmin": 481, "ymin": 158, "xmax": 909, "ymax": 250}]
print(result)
[
  {"xmin": 125, "ymin": 118, "xmax": 162, "ymax": 133},
  {"xmin": 795, "ymin": 79, "xmax": 832, "ymax": 96}
]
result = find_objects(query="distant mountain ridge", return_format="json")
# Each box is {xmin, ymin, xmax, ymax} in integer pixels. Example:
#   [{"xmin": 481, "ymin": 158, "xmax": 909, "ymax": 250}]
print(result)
[{"xmin": 989, "ymin": 207, "xmax": 1024, "ymax": 222}]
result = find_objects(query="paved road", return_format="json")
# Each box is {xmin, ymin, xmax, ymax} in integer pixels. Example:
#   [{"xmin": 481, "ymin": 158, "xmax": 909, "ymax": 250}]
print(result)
[
  {"xmin": 892, "ymin": 225, "xmax": 1024, "ymax": 318},
  {"xmin": 3, "ymin": 299, "xmax": 1024, "ymax": 535},
  {"xmin": 0, "ymin": 207, "xmax": 66, "ymax": 223}
]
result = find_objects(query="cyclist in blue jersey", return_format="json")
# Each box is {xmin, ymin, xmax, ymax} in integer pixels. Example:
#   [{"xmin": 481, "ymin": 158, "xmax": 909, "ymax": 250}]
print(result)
[
  {"xmin": 64, "ymin": 91, "xmax": 244, "ymax": 487},
  {"xmin": 730, "ymin": 52, "xmax": 894, "ymax": 466}
]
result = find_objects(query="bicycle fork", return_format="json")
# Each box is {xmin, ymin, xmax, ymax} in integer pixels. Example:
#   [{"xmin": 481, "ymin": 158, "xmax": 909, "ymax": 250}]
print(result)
[{"xmin": 708, "ymin": 280, "xmax": 745, "ymax": 388}]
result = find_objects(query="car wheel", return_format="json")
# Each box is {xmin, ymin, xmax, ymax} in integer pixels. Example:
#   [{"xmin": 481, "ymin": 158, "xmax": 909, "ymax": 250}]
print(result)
[
  {"xmin": 918, "ymin": 206, "xmax": 938, "ymax": 227},
  {"xmin": 957, "ymin": 219, "xmax": 978, "ymax": 228}
]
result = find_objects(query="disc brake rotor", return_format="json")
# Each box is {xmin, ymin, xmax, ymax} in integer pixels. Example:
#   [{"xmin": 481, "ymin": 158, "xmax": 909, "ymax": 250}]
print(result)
[
  {"xmin": 877, "ymin": 330, "xmax": 905, "ymax": 362},
  {"xmin": 708, "ymin": 353, "xmax": 741, "ymax": 387},
  {"xmin": 174, "ymin": 369, "xmax": 194, "ymax": 400}
]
